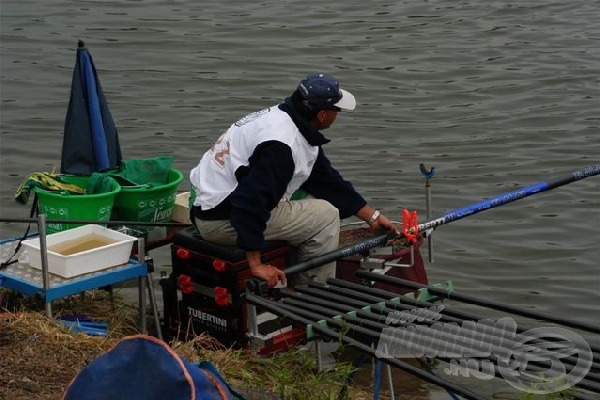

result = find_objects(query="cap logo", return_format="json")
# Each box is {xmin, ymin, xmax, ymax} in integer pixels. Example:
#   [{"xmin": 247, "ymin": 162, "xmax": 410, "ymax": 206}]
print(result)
[{"xmin": 299, "ymin": 82, "xmax": 310, "ymax": 97}]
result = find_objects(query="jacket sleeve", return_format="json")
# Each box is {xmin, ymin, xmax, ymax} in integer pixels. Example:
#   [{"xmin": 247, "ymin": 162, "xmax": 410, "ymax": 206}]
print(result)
[
  {"xmin": 229, "ymin": 140, "xmax": 294, "ymax": 250},
  {"xmin": 301, "ymin": 148, "xmax": 366, "ymax": 219}
]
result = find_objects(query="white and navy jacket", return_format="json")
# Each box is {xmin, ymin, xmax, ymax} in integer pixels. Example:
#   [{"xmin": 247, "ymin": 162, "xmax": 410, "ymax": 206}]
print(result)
[{"xmin": 190, "ymin": 97, "xmax": 366, "ymax": 251}]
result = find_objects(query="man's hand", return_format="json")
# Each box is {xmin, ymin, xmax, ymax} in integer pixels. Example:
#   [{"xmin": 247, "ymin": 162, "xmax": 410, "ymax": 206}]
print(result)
[
  {"xmin": 249, "ymin": 263, "xmax": 286, "ymax": 287},
  {"xmin": 247, "ymin": 250, "xmax": 287, "ymax": 287},
  {"xmin": 371, "ymin": 212, "xmax": 400, "ymax": 236},
  {"xmin": 356, "ymin": 205, "xmax": 400, "ymax": 235}
]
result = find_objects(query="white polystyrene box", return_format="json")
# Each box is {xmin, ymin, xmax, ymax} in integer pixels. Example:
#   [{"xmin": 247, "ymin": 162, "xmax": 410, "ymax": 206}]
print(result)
[
  {"xmin": 22, "ymin": 224, "xmax": 137, "ymax": 278},
  {"xmin": 172, "ymin": 192, "xmax": 191, "ymax": 224}
]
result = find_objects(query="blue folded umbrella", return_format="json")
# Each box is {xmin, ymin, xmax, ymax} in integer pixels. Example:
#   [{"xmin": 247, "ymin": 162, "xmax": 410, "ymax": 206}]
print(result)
[{"xmin": 61, "ymin": 40, "xmax": 122, "ymax": 175}]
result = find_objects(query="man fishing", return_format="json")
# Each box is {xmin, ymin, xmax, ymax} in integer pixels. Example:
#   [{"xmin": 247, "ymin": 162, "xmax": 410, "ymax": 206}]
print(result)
[{"xmin": 190, "ymin": 72, "xmax": 399, "ymax": 287}]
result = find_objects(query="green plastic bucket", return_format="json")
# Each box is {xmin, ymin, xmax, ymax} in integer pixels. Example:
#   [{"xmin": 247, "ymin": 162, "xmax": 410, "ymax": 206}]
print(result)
[
  {"xmin": 113, "ymin": 168, "xmax": 183, "ymax": 225},
  {"xmin": 35, "ymin": 176, "xmax": 121, "ymax": 234}
]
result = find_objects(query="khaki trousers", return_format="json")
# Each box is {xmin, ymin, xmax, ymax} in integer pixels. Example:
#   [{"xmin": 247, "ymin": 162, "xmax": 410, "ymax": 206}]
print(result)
[{"xmin": 195, "ymin": 198, "xmax": 340, "ymax": 285}]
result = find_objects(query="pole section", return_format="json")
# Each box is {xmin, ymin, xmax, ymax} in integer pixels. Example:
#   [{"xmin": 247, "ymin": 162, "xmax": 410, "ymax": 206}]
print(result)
[
  {"xmin": 357, "ymin": 271, "xmax": 600, "ymax": 335},
  {"xmin": 247, "ymin": 293, "xmax": 489, "ymax": 400}
]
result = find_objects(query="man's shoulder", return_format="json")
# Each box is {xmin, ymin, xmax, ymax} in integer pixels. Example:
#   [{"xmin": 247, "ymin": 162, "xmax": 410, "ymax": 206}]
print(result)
[
  {"xmin": 253, "ymin": 106, "xmax": 298, "ymax": 139},
  {"xmin": 227, "ymin": 106, "xmax": 295, "ymax": 148},
  {"xmin": 234, "ymin": 105, "xmax": 284, "ymax": 127}
]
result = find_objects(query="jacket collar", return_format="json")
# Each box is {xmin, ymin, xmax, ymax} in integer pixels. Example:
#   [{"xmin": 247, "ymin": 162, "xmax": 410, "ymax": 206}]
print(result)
[{"xmin": 279, "ymin": 97, "xmax": 330, "ymax": 146}]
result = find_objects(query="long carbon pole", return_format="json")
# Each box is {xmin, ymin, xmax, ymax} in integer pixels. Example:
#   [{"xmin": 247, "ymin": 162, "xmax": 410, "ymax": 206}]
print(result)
[
  {"xmin": 418, "ymin": 164, "xmax": 600, "ymax": 233},
  {"xmin": 283, "ymin": 164, "xmax": 600, "ymax": 277},
  {"xmin": 295, "ymin": 281, "xmax": 600, "ymax": 375},
  {"xmin": 279, "ymin": 293, "xmax": 600, "ymax": 387},
  {"xmin": 244, "ymin": 165, "xmax": 600, "ymax": 290},
  {"xmin": 357, "ymin": 270, "xmax": 600, "ymax": 335},
  {"xmin": 325, "ymin": 278, "xmax": 600, "ymax": 361},
  {"xmin": 247, "ymin": 293, "xmax": 490, "ymax": 400},
  {"xmin": 284, "ymin": 232, "xmax": 392, "ymax": 276}
]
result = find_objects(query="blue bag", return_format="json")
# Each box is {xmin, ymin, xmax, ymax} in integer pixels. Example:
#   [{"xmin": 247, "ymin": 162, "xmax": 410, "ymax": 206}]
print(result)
[{"xmin": 63, "ymin": 335, "xmax": 244, "ymax": 400}]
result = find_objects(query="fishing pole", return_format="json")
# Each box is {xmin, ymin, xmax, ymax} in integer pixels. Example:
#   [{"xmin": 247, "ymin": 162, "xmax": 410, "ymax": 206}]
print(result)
[
  {"xmin": 279, "ymin": 292, "xmax": 600, "ymax": 388},
  {"xmin": 357, "ymin": 271, "xmax": 600, "ymax": 335},
  {"xmin": 247, "ymin": 293, "xmax": 490, "ymax": 400},
  {"xmin": 418, "ymin": 164, "xmax": 600, "ymax": 233},
  {"xmin": 248, "ymin": 164, "xmax": 600, "ymax": 291},
  {"xmin": 258, "ymin": 293, "xmax": 600, "ymax": 399},
  {"xmin": 326, "ymin": 278, "xmax": 600, "ymax": 363},
  {"xmin": 296, "ymin": 281, "xmax": 600, "ymax": 375},
  {"xmin": 246, "ymin": 231, "xmax": 394, "ymax": 293}
]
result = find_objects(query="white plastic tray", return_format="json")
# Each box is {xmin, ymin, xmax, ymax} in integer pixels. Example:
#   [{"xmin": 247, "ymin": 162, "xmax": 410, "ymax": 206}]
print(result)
[{"xmin": 22, "ymin": 224, "xmax": 137, "ymax": 278}]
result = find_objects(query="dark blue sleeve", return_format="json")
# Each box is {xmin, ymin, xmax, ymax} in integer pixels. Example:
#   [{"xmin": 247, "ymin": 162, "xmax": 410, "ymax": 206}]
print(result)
[
  {"xmin": 229, "ymin": 141, "xmax": 294, "ymax": 250},
  {"xmin": 301, "ymin": 148, "xmax": 367, "ymax": 219}
]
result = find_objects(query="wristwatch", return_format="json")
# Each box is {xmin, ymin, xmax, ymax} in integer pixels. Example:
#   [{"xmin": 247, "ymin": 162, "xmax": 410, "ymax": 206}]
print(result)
[{"xmin": 368, "ymin": 210, "xmax": 381, "ymax": 225}]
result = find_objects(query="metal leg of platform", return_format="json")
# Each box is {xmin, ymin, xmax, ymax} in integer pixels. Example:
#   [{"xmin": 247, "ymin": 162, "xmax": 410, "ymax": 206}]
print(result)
[
  {"xmin": 44, "ymin": 300, "xmax": 52, "ymax": 318},
  {"xmin": 246, "ymin": 302, "xmax": 259, "ymax": 354},
  {"xmin": 315, "ymin": 339, "xmax": 323, "ymax": 371},
  {"xmin": 138, "ymin": 276, "xmax": 147, "ymax": 334},
  {"xmin": 369, "ymin": 341, "xmax": 394, "ymax": 398},
  {"xmin": 136, "ymin": 238, "xmax": 162, "ymax": 339},
  {"xmin": 37, "ymin": 215, "xmax": 53, "ymax": 318},
  {"xmin": 146, "ymin": 272, "xmax": 163, "ymax": 340},
  {"xmin": 137, "ymin": 240, "xmax": 148, "ymax": 334},
  {"xmin": 386, "ymin": 363, "xmax": 396, "ymax": 400}
]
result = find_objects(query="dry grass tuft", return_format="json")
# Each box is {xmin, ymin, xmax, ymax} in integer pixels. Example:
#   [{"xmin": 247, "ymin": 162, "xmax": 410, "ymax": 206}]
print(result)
[{"xmin": 0, "ymin": 289, "xmax": 377, "ymax": 400}]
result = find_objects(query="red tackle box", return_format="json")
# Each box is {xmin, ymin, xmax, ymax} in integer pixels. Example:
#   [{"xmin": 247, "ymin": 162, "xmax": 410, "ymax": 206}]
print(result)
[{"xmin": 162, "ymin": 227, "xmax": 305, "ymax": 352}]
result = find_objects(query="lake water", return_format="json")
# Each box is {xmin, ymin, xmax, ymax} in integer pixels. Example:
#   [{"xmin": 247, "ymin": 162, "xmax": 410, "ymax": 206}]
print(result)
[{"xmin": 1, "ymin": 1, "xmax": 598, "ymax": 398}]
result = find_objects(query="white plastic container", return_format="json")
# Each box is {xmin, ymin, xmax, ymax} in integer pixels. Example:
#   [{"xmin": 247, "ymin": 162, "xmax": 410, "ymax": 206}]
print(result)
[
  {"xmin": 22, "ymin": 224, "xmax": 137, "ymax": 278},
  {"xmin": 172, "ymin": 192, "xmax": 191, "ymax": 224}
]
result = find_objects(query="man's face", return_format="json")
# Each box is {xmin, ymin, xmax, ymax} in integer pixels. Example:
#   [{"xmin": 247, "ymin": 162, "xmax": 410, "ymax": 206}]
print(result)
[{"xmin": 316, "ymin": 109, "xmax": 339, "ymax": 130}]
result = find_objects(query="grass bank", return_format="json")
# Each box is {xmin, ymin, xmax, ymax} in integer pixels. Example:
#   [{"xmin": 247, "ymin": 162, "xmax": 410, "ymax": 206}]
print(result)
[{"xmin": 0, "ymin": 289, "xmax": 377, "ymax": 400}]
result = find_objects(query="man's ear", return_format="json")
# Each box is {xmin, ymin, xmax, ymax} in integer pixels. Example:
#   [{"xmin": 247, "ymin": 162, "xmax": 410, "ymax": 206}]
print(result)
[{"xmin": 316, "ymin": 110, "xmax": 326, "ymax": 124}]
